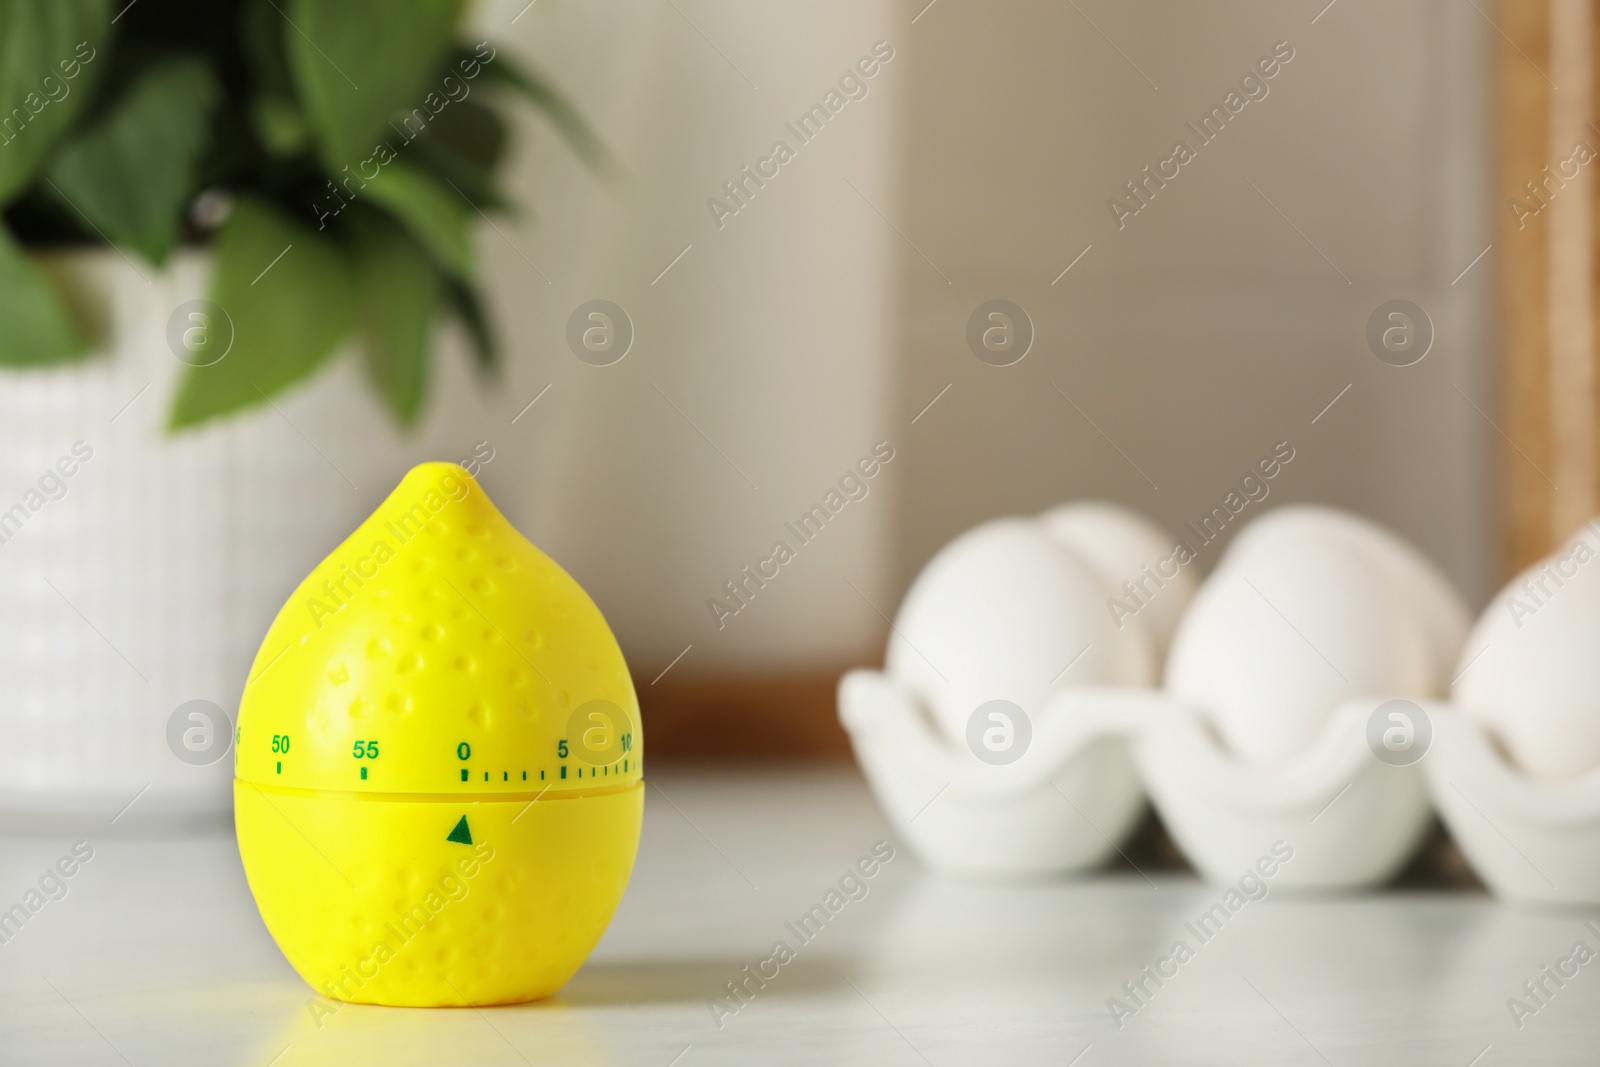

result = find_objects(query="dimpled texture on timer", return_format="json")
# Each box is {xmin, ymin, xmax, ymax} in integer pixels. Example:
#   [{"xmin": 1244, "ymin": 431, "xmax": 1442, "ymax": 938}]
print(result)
[{"xmin": 234, "ymin": 462, "xmax": 644, "ymax": 1006}]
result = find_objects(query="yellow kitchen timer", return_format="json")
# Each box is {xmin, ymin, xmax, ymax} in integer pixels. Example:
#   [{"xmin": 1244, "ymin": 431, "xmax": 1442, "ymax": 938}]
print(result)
[{"xmin": 234, "ymin": 462, "xmax": 644, "ymax": 1007}]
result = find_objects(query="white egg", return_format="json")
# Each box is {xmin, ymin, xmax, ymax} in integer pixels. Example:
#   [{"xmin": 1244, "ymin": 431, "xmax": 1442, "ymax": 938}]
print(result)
[
  {"xmin": 1037, "ymin": 501, "xmax": 1196, "ymax": 666},
  {"xmin": 1166, "ymin": 533, "xmax": 1435, "ymax": 763},
  {"xmin": 1222, "ymin": 505, "xmax": 1470, "ymax": 683},
  {"xmin": 1454, "ymin": 520, "xmax": 1600, "ymax": 778},
  {"xmin": 886, "ymin": 518, "xmax": 1153, "ymax": 743}
]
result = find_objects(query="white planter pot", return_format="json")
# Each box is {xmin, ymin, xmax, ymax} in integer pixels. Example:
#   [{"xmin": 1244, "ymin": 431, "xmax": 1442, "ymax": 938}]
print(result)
[{"xmin": 0, "ymin": 249, "xmax": 507, "ymax": 831}]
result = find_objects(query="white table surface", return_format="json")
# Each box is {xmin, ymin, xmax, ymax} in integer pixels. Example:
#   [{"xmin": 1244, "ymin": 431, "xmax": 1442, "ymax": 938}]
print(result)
[{"xmin": 1, "ymin": 766, "xmax": 1596, "ymax": 1066}]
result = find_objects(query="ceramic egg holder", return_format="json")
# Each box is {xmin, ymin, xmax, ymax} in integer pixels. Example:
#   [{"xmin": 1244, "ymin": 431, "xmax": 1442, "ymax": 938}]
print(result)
[
  {"xmin": 1134, "ymin": 698, "xmax": 1433, "ymax": 890},
  {"xmin": 839, "ymin": 671, "xmax": 1150, "ymax": 878},
  {"xmin": 843, "ymin": 668, "xmax": 1600, "ymax": 907},
  {"xmin": 1424, "ymin": 707, "xmax": 1600, "ymax": 907},
  {"xmin": 840, "ymin": 678, "xmax": 1434, "ymax": 889},
  {"xmin": 851, "ymin": 505, "xmax": 1600, "ymax": 908}
]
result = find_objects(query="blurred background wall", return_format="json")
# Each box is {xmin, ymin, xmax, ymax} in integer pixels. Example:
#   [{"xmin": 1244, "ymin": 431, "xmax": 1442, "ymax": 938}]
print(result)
[
  {"xmin": 894, "ymin": 0, "xmax": 1495, "ymax": 604},
  {"xmin": 475, "ymin": 0, "xmax": 903, "ymax": 690},
  {"xmin": 481, "ymin": 0, "xmax": 1494, "ymax": 695}
]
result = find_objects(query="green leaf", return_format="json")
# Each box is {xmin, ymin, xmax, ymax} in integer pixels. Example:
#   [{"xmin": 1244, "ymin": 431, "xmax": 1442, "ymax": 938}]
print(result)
[
  {"xmin": 407, "ymin": 97, "xmax": 511, "ymax": 212},
  {"xmin": 285, "ymin": 0, "xmax": 464, "ymax": 171},
  {"xmin": 443, "ymin": 276, "xmax": 495, "ymax": 373},
  {"xmin": 45, "ymin": 59, "xmax": 221, "ymax": 265},
  {"xmin": 482, "ymin": 52, "xmax": 616, "ymax": 175},
  {"xmin": 241, "ymin": 0, "xmax": 294, "ymax": 99},
  {"xmin": 0, "ymin": 0, "xmax": 111, "ymax": 204},
  {"xmin": 410, "ymin": 142, "xmax": 511, "ymax": 214},
  {"xmin": 252, "ymin": 95, "xmax": 309, "ymax": 157},
  {"xmin": 0, "ymin": 223, "xmax": 88, "ymax": 365},
  {"xmin": 242, "ymin": 0, "xmax": 310, "ymax": 158},
  {"xmin": 361, "ymin": 158, "xmax": 474, "ymax": 280},
  {"xmin": 419, "ymin": 96, "xmax": 506, "ymax": 170},
  {"xmin": 168, "ymin": 196, "xmax": 354, "ymax": 430},
  {"xmin": 350, "ymin": 212, "xmax": 438, "ymax": 427}
]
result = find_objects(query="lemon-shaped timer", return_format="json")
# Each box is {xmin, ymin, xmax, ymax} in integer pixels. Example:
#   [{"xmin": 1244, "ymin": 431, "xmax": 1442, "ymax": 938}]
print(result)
[{"xmin": 234, "ymin": 462, "xmax": 643, "ymax": 1007}]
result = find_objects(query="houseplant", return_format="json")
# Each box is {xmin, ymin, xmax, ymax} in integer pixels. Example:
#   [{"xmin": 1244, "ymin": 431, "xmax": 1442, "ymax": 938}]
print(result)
[
  {"xmin": 0, "ymin": 0, "xmax": 601, "ymax": 426},
  {"xmin": 0, "ymin": 0, "xmax": 602, "ymax": 828}
]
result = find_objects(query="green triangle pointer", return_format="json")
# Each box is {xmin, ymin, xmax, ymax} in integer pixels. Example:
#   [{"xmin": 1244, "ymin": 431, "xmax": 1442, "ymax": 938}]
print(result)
[{"xmin": 446, "ymin": 815, "xmax": 473, "ymax": 845}]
